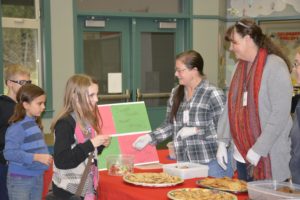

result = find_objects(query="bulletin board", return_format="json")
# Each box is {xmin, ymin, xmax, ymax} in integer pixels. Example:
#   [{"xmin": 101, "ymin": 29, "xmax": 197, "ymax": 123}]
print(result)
[
  {"xmin": 259, "ymin": 20, "xmax": 300, "ymax": 85},
  {"xmin": 97, "ymin": 101, "xmax": 159, "ymax": 170}
]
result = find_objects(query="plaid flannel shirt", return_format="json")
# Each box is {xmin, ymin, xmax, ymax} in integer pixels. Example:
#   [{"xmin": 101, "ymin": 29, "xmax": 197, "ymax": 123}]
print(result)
[{"xmin": 150, "ymin": 79, "xmax": 226, "ymax": 164}]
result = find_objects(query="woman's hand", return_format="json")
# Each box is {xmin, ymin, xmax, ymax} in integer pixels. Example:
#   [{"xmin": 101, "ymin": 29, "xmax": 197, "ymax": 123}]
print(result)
[
  {"xmin": 246, "ymin": 148, "xmax": 261, "ymax": 166},
  {"xmin": 91, "ymin": 134, "xmax": 110, "ymax": 148},
  {"xmin": 177, "ymin": 127, "xmax": 199, "ymax": 139},
  {"xmin": 132, "ymin": 134, "xmax": 152, "ymax": 150},
  {"xmin": 216, "ymin": 142, "xmax": 228, "ymax": 170}
]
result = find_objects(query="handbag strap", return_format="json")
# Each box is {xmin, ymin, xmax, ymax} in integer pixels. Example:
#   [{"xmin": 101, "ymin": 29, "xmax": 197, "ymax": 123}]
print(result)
[{"xmin": 75, "ymin": 153, "xmax": 93, "ymax": 196}]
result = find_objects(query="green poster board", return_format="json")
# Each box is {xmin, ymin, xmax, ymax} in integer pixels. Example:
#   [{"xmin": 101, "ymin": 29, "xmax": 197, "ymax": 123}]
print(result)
[
  {"xmin": 111, "ymin": 103, "xmax": 151, "ymax": 133},
  {"xmin": 97, "ymin": 102, "xmax": 158, "ymax": 170}
]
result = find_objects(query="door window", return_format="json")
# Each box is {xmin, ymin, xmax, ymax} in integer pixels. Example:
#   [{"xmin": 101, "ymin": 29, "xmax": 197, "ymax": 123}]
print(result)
[
  {"xmin": 140, "ymin": 32, "xmax": 175, "ymax": 106},
  {"xmin": 84, "ymin": 32, "xmax": 122, "ymax": 98},
  {"xmin": 1, "ymin": 0, "xmax": 41, "ymax": 89}
]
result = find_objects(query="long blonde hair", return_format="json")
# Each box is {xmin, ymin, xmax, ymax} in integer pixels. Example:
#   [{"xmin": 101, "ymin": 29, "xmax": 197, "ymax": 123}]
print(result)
[{"xmin": 51, "ymin": 74, "xmax": 102, "ymax": 134}]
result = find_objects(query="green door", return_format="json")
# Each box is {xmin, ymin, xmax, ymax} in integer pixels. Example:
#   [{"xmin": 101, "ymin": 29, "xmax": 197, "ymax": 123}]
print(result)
[
  {"xmin": 132, "ymin": 18, "xmax": 185, "ymax": 130},
  {"xmin": 77, "ymin": 17, "xmax": 187, "ymax": 139},
  {"xmin": 77, "ymin": 17, "xmax": 131, "ymax": 104}
]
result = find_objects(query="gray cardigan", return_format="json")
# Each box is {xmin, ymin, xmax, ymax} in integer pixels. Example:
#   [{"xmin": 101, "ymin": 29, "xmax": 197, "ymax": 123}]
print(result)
[
  {"xmin": 218, "ymin": 54, "xmax": 293, "ymax": 181},
  {"xmin": 290, "ymin": 101, "xmax": 300, "ymax": 184}
]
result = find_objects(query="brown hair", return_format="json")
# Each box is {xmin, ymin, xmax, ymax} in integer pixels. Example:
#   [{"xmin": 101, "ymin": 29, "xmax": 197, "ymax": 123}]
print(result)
[
  {"xmin": 169, "ymin": 50, "xmax": 204, "ymax": 122},
  {"xmin": 225, "ymin": 18, "xmax": 291, "ymax": 72},
  {"xmin": 51, "ymin": 74, "xmax": 102, "ymax": 134},
  {"xmin": 9, "ymin": 84, "xmax": 45, "ymax": 130}
]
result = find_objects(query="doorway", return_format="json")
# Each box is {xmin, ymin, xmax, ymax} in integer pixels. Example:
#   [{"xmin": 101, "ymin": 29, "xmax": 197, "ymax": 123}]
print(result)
[{"xmin": 77, "ymin": 16, "xmax": 187, "ymax": 131}]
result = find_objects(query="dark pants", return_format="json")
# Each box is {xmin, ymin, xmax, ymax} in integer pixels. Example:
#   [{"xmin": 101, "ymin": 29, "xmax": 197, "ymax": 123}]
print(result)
[
  {"xmin": 236, "ymin": 161, "xmax": 253, "ymax": 182},
  {"xmin": 0, "ymin": 163, "xmax": 9, "ymax": 200}
]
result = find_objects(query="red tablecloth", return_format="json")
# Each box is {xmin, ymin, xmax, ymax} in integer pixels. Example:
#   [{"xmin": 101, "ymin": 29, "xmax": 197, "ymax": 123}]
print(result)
[
  {"xmin": 42, "ymin": 163, "xmax": 53, "ymax": 200},
  {"xmin": 98, "ymin": 149, "xmax": 249, "ymax": 200}
]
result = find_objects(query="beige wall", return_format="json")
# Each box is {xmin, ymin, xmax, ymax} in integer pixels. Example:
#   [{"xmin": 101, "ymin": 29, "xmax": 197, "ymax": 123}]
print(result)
[
  {"xmin": 43, "ymin": 0, "xmax": 75, "ymax": 132},
  {"xmin": 193, "ymin": 0, "xmax": 226, "ymax": 86},
  {"xmin": 193, "ymin": 19, "xmax": 219, "ymax": 85},
  {"xmin": 193, "ymin": 0, "xmax": 222, "ymax": 15}
]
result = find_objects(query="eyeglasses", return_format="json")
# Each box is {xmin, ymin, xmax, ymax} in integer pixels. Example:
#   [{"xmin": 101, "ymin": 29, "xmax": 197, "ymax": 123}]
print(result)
[
  {"xmin": 175, "ymin": 68, "xmax": 187, "ymax": 73},
  {"xmin": 9, "ymin": 80, "xmax": 32, "ymax": 85}
]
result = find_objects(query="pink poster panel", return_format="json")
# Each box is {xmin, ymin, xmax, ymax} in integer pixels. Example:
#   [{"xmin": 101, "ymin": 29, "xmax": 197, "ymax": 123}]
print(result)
[
  {"xmin": 118, "ymin": 133, "xmax": 159, "ymax": 164},
  {"xmin": 98, "ymin": 105, "xmax": 116, "ymax": 135}
]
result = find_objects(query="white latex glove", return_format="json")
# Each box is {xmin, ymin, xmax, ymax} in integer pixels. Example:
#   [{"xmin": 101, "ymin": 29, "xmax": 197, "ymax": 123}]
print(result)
[
  {"xmin": 216, "ymin": 142, "xmax": 228, "ymax": 170},
  {"xmin": 246, "ymin": 148, "xmax": 261, "ymax": 166},
  {"xmin": 177, "ymin": 127, "xmax": 198, "ymax": 139},
  {"xmin": 132, "ymin": 134, "xmax": 152, "ymax": 150}
]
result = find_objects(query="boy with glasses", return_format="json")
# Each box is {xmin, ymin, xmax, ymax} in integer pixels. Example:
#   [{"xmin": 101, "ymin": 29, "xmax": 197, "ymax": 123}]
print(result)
[{"xmin": 0, "ymin": 64, "xmax": 30, "ymax": 200}]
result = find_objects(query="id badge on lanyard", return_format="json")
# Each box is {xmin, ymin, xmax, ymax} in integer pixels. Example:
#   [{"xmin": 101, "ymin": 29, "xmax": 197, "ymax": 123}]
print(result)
[
  {"xmin": 243, "ymin": 91, "xmax": 248, "ymax": 106},
  {"xmin": 183, "ymin": 110, "xmax": 189, "ymax": 124}
]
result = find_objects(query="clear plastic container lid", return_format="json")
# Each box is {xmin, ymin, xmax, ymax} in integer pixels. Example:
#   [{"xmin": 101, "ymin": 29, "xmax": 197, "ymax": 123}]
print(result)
[{"xmin": 248, "ymin": 180, "xmax": 300, "ymax": 199}]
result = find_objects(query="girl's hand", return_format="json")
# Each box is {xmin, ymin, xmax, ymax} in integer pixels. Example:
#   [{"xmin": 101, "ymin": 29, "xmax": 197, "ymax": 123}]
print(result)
[
  {"xmin": 103, "ymin": 136, "xmax": 111, "ymax": 147},
  {"xmin": 91, "ymin": 135, "xmax": 110, "ymax": 148},
  {"xmin": 34, "ymin": 154, "xmax": 53, "ymax": 166}
]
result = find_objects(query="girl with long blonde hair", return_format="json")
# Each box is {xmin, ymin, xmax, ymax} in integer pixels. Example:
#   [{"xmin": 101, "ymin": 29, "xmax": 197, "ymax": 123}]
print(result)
[{"xmin": 50, "ymin": 74, "xmax": 110, "ymax": 200}]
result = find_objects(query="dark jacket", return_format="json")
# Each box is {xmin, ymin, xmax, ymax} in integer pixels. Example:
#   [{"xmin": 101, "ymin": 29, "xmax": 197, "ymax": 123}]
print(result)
[
  {"xmin": 290, "ymin": 101, "xmax": 300, "ymax": 184},
  {"xmin": 0, "ymin": 95, "xmax": 16, "ymax": 164}
]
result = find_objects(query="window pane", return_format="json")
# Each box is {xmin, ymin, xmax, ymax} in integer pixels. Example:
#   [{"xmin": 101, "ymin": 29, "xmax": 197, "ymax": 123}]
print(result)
[
  {"xmin": 83, "ymin": 32, "xmax": 123, "ymax": 103},
  {"xmin": 3, "ymin": 28, "xmax": 39, "ymax": 85},
  {"xmin": 1, "ymin": 0, "xmax": 35, "ymax": 18},
  {"xmin": 141, "ymin": 32, "xmax": 175, "ymax": 106},
  {"xmin": 77, "ymin": 0, "xmax": 182, "ymax": 14}
]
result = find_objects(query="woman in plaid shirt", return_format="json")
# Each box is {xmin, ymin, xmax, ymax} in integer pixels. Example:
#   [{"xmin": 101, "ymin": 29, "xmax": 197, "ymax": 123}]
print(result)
[{"xmin": 133, "ymin": 50, "xmax": 233, "ymax": 177}]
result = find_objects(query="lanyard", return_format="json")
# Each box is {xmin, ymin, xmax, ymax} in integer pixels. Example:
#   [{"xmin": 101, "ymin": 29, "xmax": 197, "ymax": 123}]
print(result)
[{"xmin": 242, "ymin": 55, "xmax": 258, "ymax": 106}]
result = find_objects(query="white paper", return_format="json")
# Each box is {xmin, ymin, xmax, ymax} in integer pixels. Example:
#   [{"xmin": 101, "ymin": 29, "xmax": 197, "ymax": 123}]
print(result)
[{"xmin": 108, "ymin": 73, "xmax": 122, "ymax": 93}]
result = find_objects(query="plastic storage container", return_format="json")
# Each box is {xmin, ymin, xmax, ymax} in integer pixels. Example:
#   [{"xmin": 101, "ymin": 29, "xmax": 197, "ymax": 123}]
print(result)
[
  {"xmin": 106, "ymin": 154, "xmax": 134, "ymax": 176},
  {"xmin": 163, "ymin": 162, "xmax": 208, "ymax": 179},
  {"xmin": 247, "ymin": 180, "xmax": 300, "ymax": 200}
]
